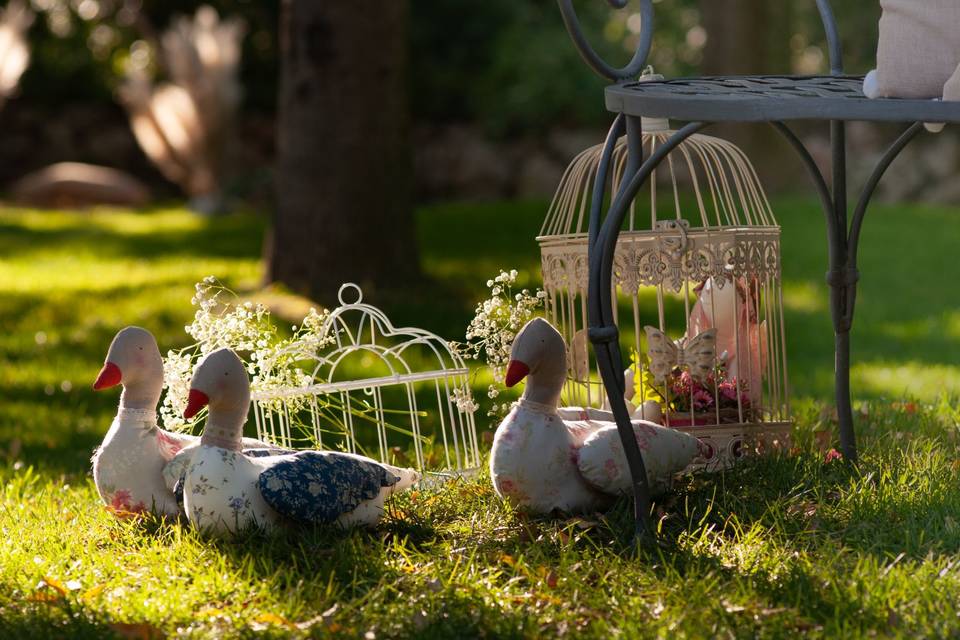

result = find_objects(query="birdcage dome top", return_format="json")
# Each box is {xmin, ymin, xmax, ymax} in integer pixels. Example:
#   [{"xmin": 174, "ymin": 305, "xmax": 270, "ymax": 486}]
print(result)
[
  {"xmin": 538, "ymin": 128, "xmax": 781, "ymax": 295},
  {"xmin": 250, "ymin": 283, "xmax": 469, "ymax": 402},
  {"xmin": 539, "ymin": 127, "xmax": 778, "ymax": 241}
]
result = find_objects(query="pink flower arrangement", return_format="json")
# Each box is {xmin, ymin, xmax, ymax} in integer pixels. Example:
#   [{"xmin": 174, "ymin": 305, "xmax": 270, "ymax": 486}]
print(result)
[
  {"xmin": 665, "ymin": 366, "xmax": 750, "ymax": 415},
  {"xmin": 632, "ymin": 348, "xmax": 759, "ymax": 425}
]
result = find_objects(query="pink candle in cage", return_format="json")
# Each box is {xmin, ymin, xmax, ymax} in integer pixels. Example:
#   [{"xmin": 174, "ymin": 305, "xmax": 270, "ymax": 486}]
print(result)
[{"xmin": 686, "ymin": 277, "xmax": 767, "ymax": 406}]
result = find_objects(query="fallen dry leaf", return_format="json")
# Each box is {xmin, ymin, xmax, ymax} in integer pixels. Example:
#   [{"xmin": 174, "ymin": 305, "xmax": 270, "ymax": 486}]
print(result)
[
  {"xmin": 545, "ymin": 570, "xmax": 559, "ymax": 589},
  {"xmin": 81, "ymin": 584, "xmax": 106, "ymax": 601},
  {"xmin": 814, "ymin": 430, "xmax": 832, "ymax": 452},
  {"xmin": 26, "ymin": 591, "xmax": 62, "ymax": 604},
  {"xmin": 253, "ymin": 613, "xmax": 297, "ymax": 629},
  {"xmin": 195, "ymin": 607, "xmax": 228, "ymax": 619},
  {"xmin": 36, "ymin": 577, "xmax": 67, "ymax": 598},
  {"xmin": 723, "ymin": 600, "xmax": 747, "ymax": 613},
  {"xmin": 569, "ymin": 518, "xmax": 600, "ymax": 530},
  {"xmin": 787, "ymin": 502, "xmax": 818, "ymax": 519},
  {"xmin": 105, "ymin": 505, "xmax": 145, "ymax": 520}
]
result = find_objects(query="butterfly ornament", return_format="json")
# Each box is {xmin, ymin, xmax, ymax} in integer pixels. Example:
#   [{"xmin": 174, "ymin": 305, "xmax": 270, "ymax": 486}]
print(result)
[{"xmin": 644, "ymin": 326, "xmax": 718, "ymax": 383}]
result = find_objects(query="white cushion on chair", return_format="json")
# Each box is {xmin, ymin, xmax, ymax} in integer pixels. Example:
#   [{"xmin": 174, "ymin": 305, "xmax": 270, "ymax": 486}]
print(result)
[
  {"xmin": 943, "ymin": 60, "xmax": 960, "ymax": 101},
  {"xmin": 874, "ymin": 0, "xmax": 960, "ymax": 99}
]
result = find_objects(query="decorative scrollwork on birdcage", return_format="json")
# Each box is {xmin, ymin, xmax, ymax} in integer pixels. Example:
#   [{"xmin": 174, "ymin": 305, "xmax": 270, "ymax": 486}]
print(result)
[
  {"xmin": 542, "ymin": 232, "xmax": 782, "ymax": 295},
  {"xmin": 539, "ymin": 125, "xmax": 791, "ymax": 471},
  {"xmin": 250, "ymin": 283, "xmax": 481, "ymax": 477}
]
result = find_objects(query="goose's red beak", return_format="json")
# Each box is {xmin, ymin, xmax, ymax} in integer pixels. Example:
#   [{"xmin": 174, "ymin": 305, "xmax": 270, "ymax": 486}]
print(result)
[
  {"xmin": 183, "ymin": 389, "xmax": 209, "ymax": 420},
  {"xmin": 504, "ymin": 360, "xmax": 530, "ymax": 387},
  {"xmin": 93, "ymin": 362, "xmax": 122, "ymax": 390}
]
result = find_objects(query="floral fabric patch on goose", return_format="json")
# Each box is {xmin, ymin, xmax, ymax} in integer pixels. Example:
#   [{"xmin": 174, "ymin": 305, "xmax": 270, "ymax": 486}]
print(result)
[
  {"xmin": 172, "ymin": 447, "xmax": 290, "ymax": 510},
  {"xmin": 257, "ymin": 451, "xmax": 399, "ymax": 524}
]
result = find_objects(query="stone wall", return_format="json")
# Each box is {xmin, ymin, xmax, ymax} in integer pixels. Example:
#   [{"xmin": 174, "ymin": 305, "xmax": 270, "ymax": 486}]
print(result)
[{"xmin": 1, "ymin": 102, "xmax": 957, "ymax": 206}]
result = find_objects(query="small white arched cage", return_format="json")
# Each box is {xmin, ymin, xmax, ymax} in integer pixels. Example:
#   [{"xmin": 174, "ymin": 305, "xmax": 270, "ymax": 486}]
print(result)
[
  {"xmin": 539, "ymin": 119, "xmax": 791, "ymax": 470},
  {"xmin": 250, "ymin": 284, "xmax": 481, "ymax": 477}
]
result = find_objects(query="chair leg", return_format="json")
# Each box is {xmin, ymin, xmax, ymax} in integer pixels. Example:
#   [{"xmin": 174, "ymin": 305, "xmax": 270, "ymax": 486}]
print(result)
[
  {"xmin": 772, "ymin": 120, "xmax": 922, "ymax": 464},
  {"xmin": 829, "ymin": 121, "xmax": 922, "ymax": 463},
  {"xmin": 828, "ymin": 276, "xmax": 858, "ymax": 462},
  {"xmin": 828, "ymin": 120, "xmax": 859, "ymax": 462}
]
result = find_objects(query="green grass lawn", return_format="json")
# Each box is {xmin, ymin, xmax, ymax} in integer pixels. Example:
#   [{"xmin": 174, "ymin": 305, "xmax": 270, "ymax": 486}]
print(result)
[{"xmin": 1, "ymin": 198, "xmax": 959, "ymax": 638}]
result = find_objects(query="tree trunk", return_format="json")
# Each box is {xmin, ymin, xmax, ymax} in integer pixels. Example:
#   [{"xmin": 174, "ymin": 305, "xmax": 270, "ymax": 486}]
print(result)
[
  {"xmin": 699, "ymin": 0, "xmax": 796, "ymax": 190},
  {"xmin": 268, "ymin": 0, "xmax": 418, "ymax": 304},
  {"xmin": 700, "ymin": 0, "xmax": 791, "ymax": 77}
]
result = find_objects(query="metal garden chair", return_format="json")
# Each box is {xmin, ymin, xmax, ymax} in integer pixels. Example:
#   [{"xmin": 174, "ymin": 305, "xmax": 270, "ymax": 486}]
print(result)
[{"xmin": 557, "ymin": 0, "xmax": 960, "ymax": 538}]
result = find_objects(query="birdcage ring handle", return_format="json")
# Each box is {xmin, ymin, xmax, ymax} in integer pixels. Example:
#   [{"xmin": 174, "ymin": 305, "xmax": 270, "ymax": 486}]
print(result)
[{"xmin": 338, "ymin": 283, "xmax": 364, "ymax": 306}]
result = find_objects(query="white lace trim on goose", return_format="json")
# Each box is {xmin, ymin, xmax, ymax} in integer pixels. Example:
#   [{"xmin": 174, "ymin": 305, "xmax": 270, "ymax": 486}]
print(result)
[
  {"xmin": 116, "ymin": 406, "xmax": 157, "ymax": 426},
  {"xmin": 516, "ymin": 398, "xmax": 559, "ymax": 416},
  {"xmin": 200, "ymin": 432, "xmax": 242, "ymax": 451}
]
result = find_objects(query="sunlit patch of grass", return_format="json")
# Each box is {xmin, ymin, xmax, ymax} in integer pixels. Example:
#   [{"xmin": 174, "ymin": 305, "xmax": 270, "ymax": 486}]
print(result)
[
  {"xmin": 853, "ymin": 362, "xmax": 960, "ymax": 401},
  {"xmin": 782, "ymin": 280, "xmax": 825, "ymax": 314}
]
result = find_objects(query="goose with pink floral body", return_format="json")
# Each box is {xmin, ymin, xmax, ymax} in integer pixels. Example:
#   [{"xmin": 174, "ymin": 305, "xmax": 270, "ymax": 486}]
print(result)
[{"xmin": 489, "ymin": 318, "xmax": 700, "ymax": 514}]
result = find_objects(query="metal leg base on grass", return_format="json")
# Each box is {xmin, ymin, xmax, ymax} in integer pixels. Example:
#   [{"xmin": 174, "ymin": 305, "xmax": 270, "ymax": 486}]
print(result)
[
  {"xmin": 586, "ymin": 117, "xmax": 707, "ymax": 539},
  {"xmin": 773, "ymin": 120, "xmax": 923, "ymax": 462}
]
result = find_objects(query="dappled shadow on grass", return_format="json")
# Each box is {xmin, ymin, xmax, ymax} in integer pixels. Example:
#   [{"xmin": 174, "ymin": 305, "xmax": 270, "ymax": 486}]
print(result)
[
  {"xmin": 112, "ymin": 501, "xmax": 539, "ymax": 637},
  {"xmin": 0, "ymin": 381, "xmax": 259, "ymax": 476},
  {"xmin": 6, "ymin": 426, "xmax": 960, "ymax": 638},
  {"xmin": 658, "ymin": 442, "xmax": 960, "ymax": 563},
  {"xmin": 0, "ymin": 606, "xmax": 123, "ymax": 640}
]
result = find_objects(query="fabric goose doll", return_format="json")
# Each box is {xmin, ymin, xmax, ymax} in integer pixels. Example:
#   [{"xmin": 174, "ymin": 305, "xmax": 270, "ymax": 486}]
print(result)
[
  {"xmin": 490, "ymin": 317, "xmax": 612, "ymax": 513},
  {"xmin": 490, "ymin": 318, "xmax": 700, "ymax": 514},
  {"xmin": 91, "ymin": 326, "xmax": 275, "ymax": 518},
  {"xmin": 180, "ymin": 347, "xmax": 419, "ymax": 536},
  {"xmin": 91, "ymin": 326, "xmax": 198, "ymax": 517}
]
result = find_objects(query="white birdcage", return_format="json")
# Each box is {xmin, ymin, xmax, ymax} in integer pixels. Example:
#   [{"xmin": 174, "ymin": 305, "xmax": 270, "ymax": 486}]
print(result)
[
  {"xmin": 250, "ymin": 284, "xmax": 481, "ymax": 478},
  {"xmin": 539, "ymin": 118, "xmax": 791, "ymax": 470}
]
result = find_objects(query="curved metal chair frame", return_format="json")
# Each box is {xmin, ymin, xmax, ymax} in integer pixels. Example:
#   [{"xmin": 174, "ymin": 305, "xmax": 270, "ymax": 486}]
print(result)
[{"xmin": 558, "ymin": 0, "xmax": 957, "ymax": 538}]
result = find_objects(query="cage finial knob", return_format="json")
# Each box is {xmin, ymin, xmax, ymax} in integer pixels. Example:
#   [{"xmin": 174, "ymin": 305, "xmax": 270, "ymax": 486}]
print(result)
[{"xmin": 337, "ymin": 283, "xmax": 363, "ymax": 306}]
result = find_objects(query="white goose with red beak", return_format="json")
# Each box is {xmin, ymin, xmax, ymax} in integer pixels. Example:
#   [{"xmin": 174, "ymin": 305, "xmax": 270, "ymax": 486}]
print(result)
[
  {"xmin": 91, "ymin": 326, "xmax": 196, "ymax": 517},
  {"xmin": 181, "ymin": 347, "xmax": 419, "ymax": 536},
  {"xmin": 92, "ymin": 326, "xmax": 275, "ymax": 518},
  {"xmin": 489, "ymin": 318, "xmax": 700, "ymax": 514}
]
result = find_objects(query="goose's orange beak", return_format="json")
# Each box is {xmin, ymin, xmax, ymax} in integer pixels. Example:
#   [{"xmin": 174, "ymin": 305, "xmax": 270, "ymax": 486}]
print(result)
[
  {"xmin": 183, "ymin": 389, "xmax": 209, "ymax": 420},
  {"xmin": 93, "ymin": 362, "xmax": 122, "ymax": 390},
  {"xmin": 504, "ymin": 360, "xmax": 530, "ymax": 387}
]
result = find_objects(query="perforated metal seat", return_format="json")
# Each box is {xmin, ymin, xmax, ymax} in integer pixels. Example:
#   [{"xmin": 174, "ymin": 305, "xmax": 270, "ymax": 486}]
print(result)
[{"xmin": 606, "ymin": 75, "xmax": 960, "ymax": 123}]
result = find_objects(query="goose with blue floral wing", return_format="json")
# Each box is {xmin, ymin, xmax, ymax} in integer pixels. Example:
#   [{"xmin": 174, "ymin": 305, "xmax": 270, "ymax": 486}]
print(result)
[{"xmin": 180, "ymin": 347, "xmax": 419, "ymax": 536}]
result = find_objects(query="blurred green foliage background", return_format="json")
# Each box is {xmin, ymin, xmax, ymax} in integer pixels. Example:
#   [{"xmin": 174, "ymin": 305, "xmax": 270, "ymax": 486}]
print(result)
[{"xmin": 19, "ymin": 0, "xmax": 882, "ymax": 135}]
